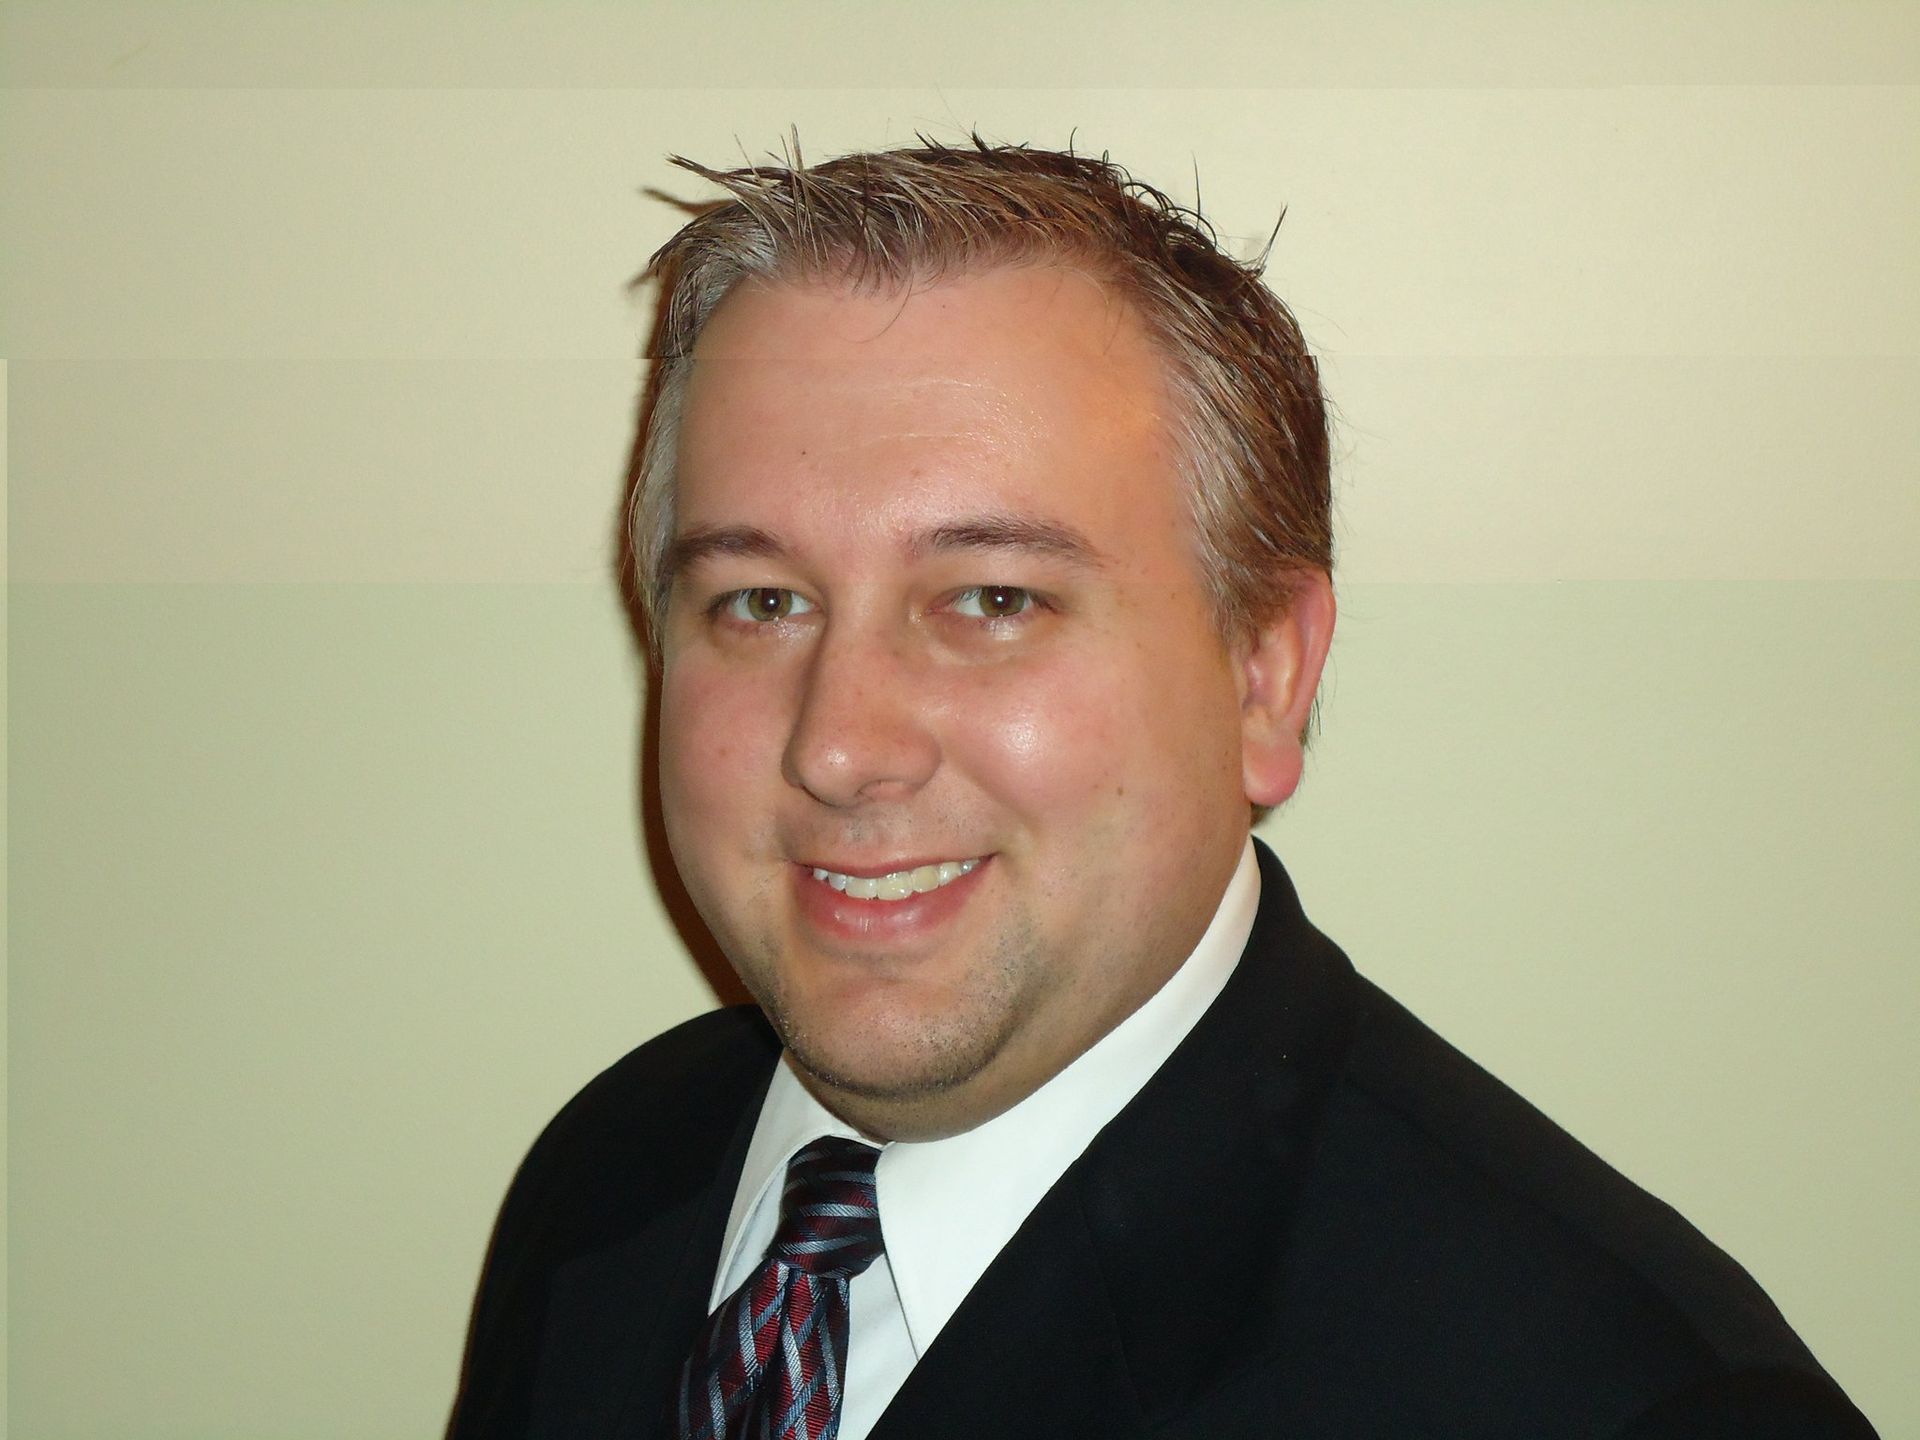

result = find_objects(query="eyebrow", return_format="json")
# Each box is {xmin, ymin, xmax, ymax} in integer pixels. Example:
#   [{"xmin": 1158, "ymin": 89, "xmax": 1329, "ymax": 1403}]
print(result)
[
  {"xmin": 911, "ymin": 514, "xmax": 1109, "ymax": 568},
  {"xmin": 659, "ymin": 525, "xmax": 788, "ymax": 593},
  {"xmin": 661, "ymin": 512, "xmax": 1109, "ymax": 591}
]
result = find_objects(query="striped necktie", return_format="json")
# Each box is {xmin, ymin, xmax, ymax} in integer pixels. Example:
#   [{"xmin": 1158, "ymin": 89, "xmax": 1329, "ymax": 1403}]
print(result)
[{"xmin": 677, "ymin": 1137, "xmax": 885, "ymax": 1440}]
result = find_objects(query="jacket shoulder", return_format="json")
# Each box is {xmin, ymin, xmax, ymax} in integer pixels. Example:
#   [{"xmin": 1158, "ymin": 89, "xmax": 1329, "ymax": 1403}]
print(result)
[
  {"xmin": 1287, "ymin": 977, "xmax": 1873, "ymax": 1434},
  {"xmin": 447, "ymin": 1006, "xmax": 778, "ymax": 1438},
  {"xmin": 527, "ymin": 1005, "xmax": 778, "ymax": 1159},
  {"xmin": 503, "ymin": 1005, "xmax": 779, "ymax": 1251}
]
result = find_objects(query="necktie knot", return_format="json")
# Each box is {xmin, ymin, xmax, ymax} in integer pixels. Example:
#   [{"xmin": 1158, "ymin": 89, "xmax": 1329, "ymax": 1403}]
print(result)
[
  {"xmin": 771, "ymin": 1136, "xmax": 884, "ymax": 1279},
  {"xmin": 677, "ymin": 1134, "xmax": 885, "ymax": 1440}
]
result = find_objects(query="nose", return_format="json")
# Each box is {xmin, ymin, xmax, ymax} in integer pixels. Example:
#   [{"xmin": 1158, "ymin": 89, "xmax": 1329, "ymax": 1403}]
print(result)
[{"xmin": 782, "ymin": 619, "xmax": 941, "ymax": 808}]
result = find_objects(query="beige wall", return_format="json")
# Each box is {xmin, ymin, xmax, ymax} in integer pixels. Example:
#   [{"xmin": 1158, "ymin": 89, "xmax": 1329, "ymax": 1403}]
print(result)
[{"xmin": 5, "ymin": 2, "xmax": 1916, "ymax": 1435}]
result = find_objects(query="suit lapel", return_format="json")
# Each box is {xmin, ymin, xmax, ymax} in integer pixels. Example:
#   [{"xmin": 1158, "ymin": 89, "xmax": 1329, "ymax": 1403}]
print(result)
[
  {"xmin": 528, "ymin": 1052, "xmax": 775, "ymax": 1440},
  {"xmin": 868, "ymin": 1183, "xmax": 1150, "ymax": 1440},
  {"xmin": 872, "ymin": 841, "xmax": 1360, "ymax": 1436}
]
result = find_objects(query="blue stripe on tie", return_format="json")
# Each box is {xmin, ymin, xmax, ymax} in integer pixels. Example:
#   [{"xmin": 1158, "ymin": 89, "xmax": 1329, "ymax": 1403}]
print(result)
[{"xmin": 676, "ymin": 1139, "xmax": 879, "ymax": 1439}]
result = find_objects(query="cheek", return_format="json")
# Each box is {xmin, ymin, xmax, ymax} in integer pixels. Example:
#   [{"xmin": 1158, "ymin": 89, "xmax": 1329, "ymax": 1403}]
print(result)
[
  {"xmin": 958, "ymin": 619, "xmax": 1240, "ymax": 819},
  {"xmin": 939, "ymin": 655, "xmax": 1136, "ymax": 813},
  {"xmin": 659, "ymin": 661, "xmax": 783, "ymax": 829}
]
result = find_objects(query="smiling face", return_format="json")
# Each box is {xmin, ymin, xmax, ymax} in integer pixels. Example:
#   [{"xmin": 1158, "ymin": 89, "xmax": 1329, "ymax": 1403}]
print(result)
[{"xmin": 656, "ymin": 265, "xmax": 1325, "ymax": 1139}]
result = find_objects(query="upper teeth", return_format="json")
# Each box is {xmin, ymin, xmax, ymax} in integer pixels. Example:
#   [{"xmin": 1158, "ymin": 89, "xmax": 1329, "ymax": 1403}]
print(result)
[{"xmin": 811, "ymin": 858, "xmax": 980, "ymax": 902}]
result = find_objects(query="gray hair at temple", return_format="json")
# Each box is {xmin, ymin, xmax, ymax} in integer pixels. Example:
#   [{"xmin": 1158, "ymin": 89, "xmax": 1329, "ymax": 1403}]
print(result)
[{"xmin": 629, "ymin": 137, "xmax": 1332, "ymax": 643}]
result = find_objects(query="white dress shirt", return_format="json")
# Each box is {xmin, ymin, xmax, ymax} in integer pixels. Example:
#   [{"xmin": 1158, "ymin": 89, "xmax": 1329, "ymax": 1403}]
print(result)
[{"xmin": 707, "ymin": 838, "xmax": 1260, "ymax": 1440}]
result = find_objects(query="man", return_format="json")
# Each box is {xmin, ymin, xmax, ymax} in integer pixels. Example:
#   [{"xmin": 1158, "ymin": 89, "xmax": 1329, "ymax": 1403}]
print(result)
[{"xmin": 449, "ymin": 140, "xmax": 1874, "ymax": 1439}]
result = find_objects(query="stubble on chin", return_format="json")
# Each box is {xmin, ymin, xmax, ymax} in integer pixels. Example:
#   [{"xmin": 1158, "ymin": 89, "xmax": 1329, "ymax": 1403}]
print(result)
[{"xmin": 739, "ymin": 919, "xmax": 1043, "ymax": 1111}]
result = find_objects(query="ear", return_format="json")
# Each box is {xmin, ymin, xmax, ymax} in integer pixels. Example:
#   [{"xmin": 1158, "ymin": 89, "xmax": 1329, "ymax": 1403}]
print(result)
[{"xmin": 1236, "ymin": 570, "xmax": 1336, "ymax": 810}]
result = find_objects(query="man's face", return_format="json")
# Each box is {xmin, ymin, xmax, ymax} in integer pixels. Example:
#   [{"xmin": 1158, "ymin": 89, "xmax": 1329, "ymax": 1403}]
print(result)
[{"xmin": 656, "ymin": 266, "xmax": 1267, "ymax": 1139}]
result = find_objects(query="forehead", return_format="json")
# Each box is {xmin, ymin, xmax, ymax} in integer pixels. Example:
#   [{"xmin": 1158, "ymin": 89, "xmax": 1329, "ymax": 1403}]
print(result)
[
  {"xmin": 673, "ymin": 266, "xmax": 1186, "ymax": 543},
  {"xmin": 691, "ymin": 262, "xmax": 1146, "ymax": 360}
]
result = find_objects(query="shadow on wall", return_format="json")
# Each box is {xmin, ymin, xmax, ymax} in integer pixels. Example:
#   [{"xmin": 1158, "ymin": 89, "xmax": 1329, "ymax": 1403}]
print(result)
[
  {"xmin": 617, "ymin": 244, "xmax": 754, "ymax": 1011},
  {"xmin": 636, "ymin": 672, "xmax": 753, "ymax": 1010},
  {"xmin": 445, "ymin": 209, "xmax": 748, "ymax": 1440}
]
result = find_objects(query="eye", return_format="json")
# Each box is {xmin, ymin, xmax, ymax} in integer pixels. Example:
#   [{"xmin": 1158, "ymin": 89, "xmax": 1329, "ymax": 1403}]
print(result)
[
  {"xmin": 949, "ymin": 585, "xmax": 1035, "ymax": 620},
  {"xmin": 718, "ymin": 588, "xmax": 816, "ymax": 623}
]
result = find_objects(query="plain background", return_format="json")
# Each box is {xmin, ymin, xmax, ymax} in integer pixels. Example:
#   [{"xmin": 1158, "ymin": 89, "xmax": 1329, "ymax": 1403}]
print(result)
[{"xmin": 4, "ymin": 1, "xmax": 1915, "ymax": 1435}]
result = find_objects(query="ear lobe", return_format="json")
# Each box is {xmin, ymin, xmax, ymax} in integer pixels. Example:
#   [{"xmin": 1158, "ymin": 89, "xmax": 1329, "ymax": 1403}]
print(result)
[{"xmin": 1238, "ymin": 570, "xmax": 1336, "ymax": 809}]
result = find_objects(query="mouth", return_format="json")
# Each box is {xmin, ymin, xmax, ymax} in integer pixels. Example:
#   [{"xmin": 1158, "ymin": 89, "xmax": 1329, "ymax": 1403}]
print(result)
[{"xmin": 806, "ymin": 857, "xmax": 983, "ymax": 903}]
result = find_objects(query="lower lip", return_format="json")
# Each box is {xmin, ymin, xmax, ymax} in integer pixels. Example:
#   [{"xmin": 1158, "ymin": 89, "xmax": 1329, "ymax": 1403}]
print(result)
[{"xmin": 791, "ymin": 858, "xmax": 990, "ymax": 943}]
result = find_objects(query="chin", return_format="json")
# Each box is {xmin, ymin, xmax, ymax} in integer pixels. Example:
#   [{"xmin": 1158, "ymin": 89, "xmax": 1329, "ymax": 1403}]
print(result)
[{"xmin": 773, "ymin": 991, "xmax": 1014, "ymax": 1106}]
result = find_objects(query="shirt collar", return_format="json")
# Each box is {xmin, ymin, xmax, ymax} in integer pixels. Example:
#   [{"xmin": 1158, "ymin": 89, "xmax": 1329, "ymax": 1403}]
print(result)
[{"xmin": 711, "ymin": 836, "xmax": 1261, "ymax": 1350}]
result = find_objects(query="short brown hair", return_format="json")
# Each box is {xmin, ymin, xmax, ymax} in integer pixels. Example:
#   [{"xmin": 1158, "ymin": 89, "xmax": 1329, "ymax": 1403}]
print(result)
[{"xmin": 631, "ymin": 137, "xmax": 1331, "ymax": 640}]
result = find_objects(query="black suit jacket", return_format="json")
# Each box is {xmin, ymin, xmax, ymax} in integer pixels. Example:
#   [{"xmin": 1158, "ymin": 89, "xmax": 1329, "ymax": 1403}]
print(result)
[{"xmin": 449, "ymin": 842, "xmax": 1876, "ymax": 1438}]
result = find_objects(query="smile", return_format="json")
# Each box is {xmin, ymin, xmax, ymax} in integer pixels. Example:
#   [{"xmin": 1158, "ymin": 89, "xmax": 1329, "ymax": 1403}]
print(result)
[{"xmin": 808, "ymin": 858, "xmax": 982, "ymax": 902}]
